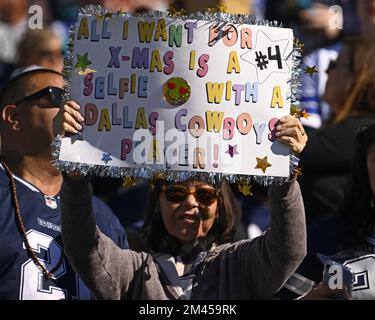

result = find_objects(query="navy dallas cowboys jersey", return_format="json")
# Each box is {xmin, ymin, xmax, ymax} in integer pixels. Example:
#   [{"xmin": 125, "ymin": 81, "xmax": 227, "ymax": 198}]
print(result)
[
  {"xmin": 0, "ymin": 166, "xmax": 128, "ymax": 300},
  {"xmin": 276, "ymin": 216, "xmax": 375, "ymax": 299}
]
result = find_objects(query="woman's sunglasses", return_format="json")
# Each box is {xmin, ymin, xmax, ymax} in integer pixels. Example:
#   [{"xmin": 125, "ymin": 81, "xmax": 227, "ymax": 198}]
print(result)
[
  {"xmin": 160, "ymin": 185, "xmax": 220, "ymax": 206},
  {"xmin": 14, "ymin": 86, "xmax": 64, "ymax": 107}
]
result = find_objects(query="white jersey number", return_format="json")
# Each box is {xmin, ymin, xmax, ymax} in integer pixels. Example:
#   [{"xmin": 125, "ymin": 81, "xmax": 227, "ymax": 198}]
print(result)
[{"xmin": 19, "ymin": 229, "xmax": 90, "ymax": 300}]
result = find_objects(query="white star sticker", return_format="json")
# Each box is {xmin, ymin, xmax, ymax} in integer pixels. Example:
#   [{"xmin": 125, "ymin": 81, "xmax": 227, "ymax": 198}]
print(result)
[{"xmin": 240, "ymin": 30, "xmax": 291, "ymax": 84}]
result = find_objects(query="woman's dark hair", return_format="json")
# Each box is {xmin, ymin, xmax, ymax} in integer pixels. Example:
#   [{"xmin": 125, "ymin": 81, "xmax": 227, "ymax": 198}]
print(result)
[
  {"xmin": 329, "ymin": 37, "xmax": 375, "ymax": 125},
  {"xmin": 142, "ymin": 178, "xmax": 241, "ymax": 254},
  {"xmin": 341, "ymin": 123, "xmax": 375, "ymax": 245}
]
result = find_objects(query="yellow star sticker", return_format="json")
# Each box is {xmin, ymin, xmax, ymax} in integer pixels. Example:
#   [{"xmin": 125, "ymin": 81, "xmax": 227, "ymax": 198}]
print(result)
[
  {"xmin": 237, "ymin": 182, "xmax": 253, "ymax": 196},
  {"xmin": 300, "ymin": 109, "xmax": 311, "ymax": 119},
  {"xmin": 216, "ymin": 5, "xmax": 228, "ymax": 13},
  {"xmin": 122, "ymin": 176, "xmax": 137, "ymax": 188},
  {"xmin": 290, "ymin": 104, "xmax": 300, "ymax": 116},
  {"xmin": 168, "ymin": 6, "xmax": 187, "ymax": 17},
  {"xmin": 255, "ymin": 156, "xmax": 272, "ymax": 173},
  {"xmin": 294, "ymin": 38, "xmax": 305, "ymax": 50},
  {"xmin": 290, "ymin": 105, "xmax": 310, "ymax": 119},
  {"xmin": 304, "ymin": 65, "xmax": 319, "ymax": 77},
  {"xmin": 207, "ymin": 5, "xmax": 228, "ymax": 13},
  {"xmin": 292, "ymin": 167, "xmax": 303, "ymax": 178}
]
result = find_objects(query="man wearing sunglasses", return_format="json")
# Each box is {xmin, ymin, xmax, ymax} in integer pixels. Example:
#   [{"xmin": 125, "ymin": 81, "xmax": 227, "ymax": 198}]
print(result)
[{"xmin": 0, "ymin": 66, "xmax": 128, "ymax": 300}]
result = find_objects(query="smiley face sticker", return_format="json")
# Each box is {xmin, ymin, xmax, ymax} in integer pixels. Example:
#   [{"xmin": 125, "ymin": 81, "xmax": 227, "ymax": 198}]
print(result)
[{"xmin": 162, "ymin": 77, "xmax": 191, "ymax": 106}]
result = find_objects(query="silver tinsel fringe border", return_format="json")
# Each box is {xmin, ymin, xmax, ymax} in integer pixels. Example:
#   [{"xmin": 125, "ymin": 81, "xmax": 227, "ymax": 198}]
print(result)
[{"xmin": 52, "ymin": 5, "xmax": 302, "ymax": 186}]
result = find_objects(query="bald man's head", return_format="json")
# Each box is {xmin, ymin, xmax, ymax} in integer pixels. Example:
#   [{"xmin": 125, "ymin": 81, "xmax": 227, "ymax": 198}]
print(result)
[{"xmin": 0, "ymin": 69, "xmax": 65, "ymax": 157}]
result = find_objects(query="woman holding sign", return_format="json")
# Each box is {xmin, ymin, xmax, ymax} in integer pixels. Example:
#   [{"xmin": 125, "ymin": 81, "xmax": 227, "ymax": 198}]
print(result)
[{"xmin": 56, "ymin": 103, "xmax": 308, "ymax": 299}]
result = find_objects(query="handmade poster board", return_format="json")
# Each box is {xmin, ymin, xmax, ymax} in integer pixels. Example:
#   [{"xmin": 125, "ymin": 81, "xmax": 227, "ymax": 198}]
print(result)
[{"xmin": 56, "ymin": 9, "xmax": 297, "ymax": 180}]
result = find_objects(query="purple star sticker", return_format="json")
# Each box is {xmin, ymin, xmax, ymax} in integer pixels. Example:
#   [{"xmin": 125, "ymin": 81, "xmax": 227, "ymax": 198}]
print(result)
[{"xmin": 225, "ymin": 144, "xmax": 239, "ymax": 158}]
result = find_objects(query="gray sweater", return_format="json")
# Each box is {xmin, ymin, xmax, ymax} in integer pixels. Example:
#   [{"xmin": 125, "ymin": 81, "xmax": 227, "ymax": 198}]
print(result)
[{"xmin": 61, "ymin": 178, "xmax": 306, "ymax": 300}]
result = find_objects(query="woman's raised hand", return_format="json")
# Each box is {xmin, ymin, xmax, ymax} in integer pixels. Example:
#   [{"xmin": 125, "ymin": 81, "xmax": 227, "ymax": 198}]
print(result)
[
  {"xmin": 274, "ymin": 115, "xmax": 308, "ymax": 154},
  {"xmin": 53, "ymin": 101, "xmax": 84, "ymax": 137}
]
